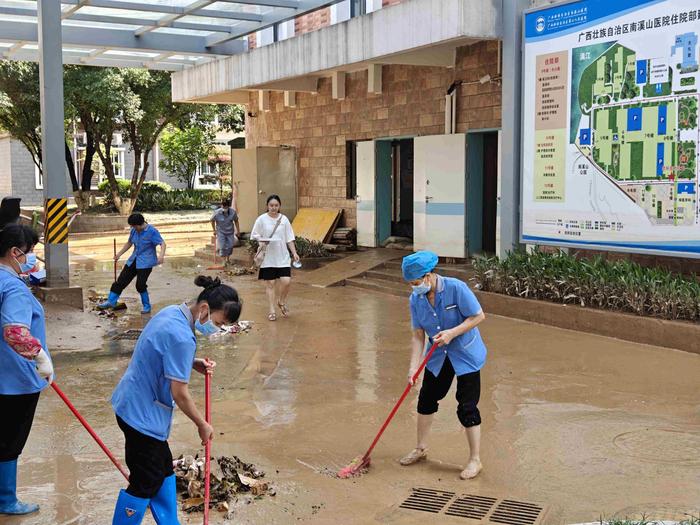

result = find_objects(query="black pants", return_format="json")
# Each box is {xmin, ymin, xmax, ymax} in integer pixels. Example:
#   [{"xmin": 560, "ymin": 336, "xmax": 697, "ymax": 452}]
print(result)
[
  {"xmin": 111, "ymin": 263, "xmax": 152, "ymax": 295},
  {"xmin": 117, "ymin": 416, "xmax": 173, "ymax": 499},
  {"xmin": 417, "ymin": 359, "xmax": 482, "ymax": 428},
  {"xmin": 0, "ymin": 393, "xmax": 40, "ymax": 462}
]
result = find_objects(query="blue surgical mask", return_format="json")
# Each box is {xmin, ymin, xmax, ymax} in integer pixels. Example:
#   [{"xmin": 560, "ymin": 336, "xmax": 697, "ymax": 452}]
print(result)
[
  {"xmin": 20, "ymin": 253, "xmax": 37, "ymax": 273},
  {"xmin": 412, "ymin": 277, "xmax": 431, "ymax": 296},
  {"xmin": 195, "ymin": 309, "xmax": 220, "ymax": 336}
]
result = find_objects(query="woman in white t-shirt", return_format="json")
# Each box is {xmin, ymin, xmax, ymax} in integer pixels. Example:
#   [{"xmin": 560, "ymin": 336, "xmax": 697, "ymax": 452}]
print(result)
[{"xmin": 251, "ymin": 195, "xmax": 300, "ymax": 321}]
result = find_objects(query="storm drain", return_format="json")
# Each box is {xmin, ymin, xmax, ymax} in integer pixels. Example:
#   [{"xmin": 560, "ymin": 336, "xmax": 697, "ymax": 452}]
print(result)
[
  {"xmin": 399, "ymin": 488, "xmax": 544, "ymax": 524},
  {"xmin": 445, "ymin": 494, "xmax": 498, "ymax": 519},
  {"xmin": 398, "ymin": 487, "xmax": 456, "ymax": 513},
  {"xmin": 111, "ymin": 329, "xmax": 143, "ymax": 341},
  {"xmin": 488, "ymin": 500, "xmax": 543, "ymax": 525}
]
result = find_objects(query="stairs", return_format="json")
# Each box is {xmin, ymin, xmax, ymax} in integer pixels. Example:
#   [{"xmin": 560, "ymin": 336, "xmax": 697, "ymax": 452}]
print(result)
[{"xmin": 344, "ymin": 260, "xmax": 476, "ymax": 297}]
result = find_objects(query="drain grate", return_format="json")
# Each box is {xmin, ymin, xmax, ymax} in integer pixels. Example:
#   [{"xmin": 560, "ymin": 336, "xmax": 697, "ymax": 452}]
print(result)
[
  {"xmin": 445, "ymin": 494, "xmax": 498, "ymax": 519},
  {"xmin": 111, "ymin": 329, "xmax": 143, "ymax": 341},
  {"xmin": 489, "ymin": 499, "xmax": 543, "ymax": 525},
  {"xmin": 399, "ymin": 487, "xmax": 456, "ymax": 514}
]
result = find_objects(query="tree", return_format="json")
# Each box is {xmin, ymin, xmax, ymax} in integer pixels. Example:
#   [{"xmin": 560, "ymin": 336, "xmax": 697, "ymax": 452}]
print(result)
[
  {"xmin": 159, "ymin": 124, "xmax": 216, "ymax": 189},
  {"xmin": 0, "ymin": 61, "xmax": 82, "ymax": 193}
]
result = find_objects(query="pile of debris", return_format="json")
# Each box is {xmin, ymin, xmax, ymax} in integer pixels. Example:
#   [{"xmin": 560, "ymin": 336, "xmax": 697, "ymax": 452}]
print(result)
[
  {"xmin": 174, "ymin": 455, "xmax": 274, "ymax": 517},
  {"xmin": 218, "ymin": 320, "xmax": 253, "ymax": 336},
  {"xmin": 224, "ymin": 265, "xmax": 256, "ymax": 276}
]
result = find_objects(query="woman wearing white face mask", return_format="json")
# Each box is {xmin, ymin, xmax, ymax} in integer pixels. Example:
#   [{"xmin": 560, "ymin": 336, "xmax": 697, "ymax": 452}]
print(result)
[
  {"xmin": 0, "ymin": 224, "xmax": 52, "ymax": 516},
  {"xmin": 110, "ymin": 275, "xmax": 242, "ymax": 525},
  {"xmin": 399, "ymin": 251, "xmax": 488, "ymax": 481}
]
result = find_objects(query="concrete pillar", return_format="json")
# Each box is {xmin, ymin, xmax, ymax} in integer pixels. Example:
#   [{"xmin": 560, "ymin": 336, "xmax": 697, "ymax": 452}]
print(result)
[
  {"xmin": 498, "ymin": 0, "xmax": 528, "ymax": 260},
  {"xmin": 38, "ymin": 0, "xmax": 69, "ymax": 288},
  {"xmin": 332, "ymin": 71, "xmax": 346, "ymax": 100},
  {"xmin": 258, "ymin": 90, "xmax": 270, "ymax": 112},
  {"xmin": 368, "ymin": 64, "xmax": 382, "ymax": 94},
  {"xmin": 284, "ymin": 91, "xmax": 296, "ymax": 107}
]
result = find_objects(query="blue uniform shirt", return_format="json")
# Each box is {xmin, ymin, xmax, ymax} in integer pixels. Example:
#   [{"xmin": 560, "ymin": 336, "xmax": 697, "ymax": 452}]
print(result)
[
  {"xmin": 0, "ymin": 265, "xmax": 51, "ymax": 395},
  {"xmin": 126, "ymin": 224, "xmax": 164, "ymax": 270},
  {"xmin": 409, "ymin": 275, "xmax": 487, "ymax": 377},
  {"xmin": 112, "ymin": 304, "xmax": 196, "ymax": 441}
]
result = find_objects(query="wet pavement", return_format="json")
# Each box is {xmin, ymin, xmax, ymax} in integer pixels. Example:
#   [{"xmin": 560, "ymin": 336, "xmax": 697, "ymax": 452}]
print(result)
[{"xmin": 4, "ymin": 256, "xmax": 700, "ymax": 524}]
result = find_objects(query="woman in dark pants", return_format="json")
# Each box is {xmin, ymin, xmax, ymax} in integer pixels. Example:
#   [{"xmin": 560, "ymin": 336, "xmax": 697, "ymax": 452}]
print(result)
[
  {"xmin": 98, "ymin": 213, "xmax": 166, "ymax": 315},
  {"xmin": 0, "ymin": 224, "xmax": 52, "ymax": 515},
  {"xmin": 111, "ymin": 276, "xmax": 242, "ymax": 524},
  {"xmin": 399, "ymin": 251, "xmax": 488, "ymax": 480}
]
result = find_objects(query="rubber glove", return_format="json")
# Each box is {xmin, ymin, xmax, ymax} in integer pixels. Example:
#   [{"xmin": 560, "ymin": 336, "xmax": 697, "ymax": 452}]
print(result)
[{"xmin": 35, "ymin": 349, "xmax": 54, "ymax": 382}]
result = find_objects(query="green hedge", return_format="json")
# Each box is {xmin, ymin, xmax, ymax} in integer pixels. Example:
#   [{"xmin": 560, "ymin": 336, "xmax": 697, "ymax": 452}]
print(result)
[
  {"xmin": 471, "ymin": 249, "xmax": 699, "ymax": 322},
  {"xmin": 97, "ymin": 180, "xmax": 221, "ymax": 212}
]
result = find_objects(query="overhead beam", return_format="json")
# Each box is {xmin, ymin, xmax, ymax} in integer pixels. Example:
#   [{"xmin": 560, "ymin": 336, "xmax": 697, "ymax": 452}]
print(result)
[
  {"xmin": 0, "ymin": 5, "xmax": 238, "ymax": 34},
  {"xmin": 2, "ymin": 49, "xmax": 185, "ymax": 71},
  {"xmin": 0, "ymin": 18, "xmax": 244, "ymax": 56},
  {"xmin": 205, "ymin": 0, "xmax": 338, "ymax": 47},
  {"xmin": 134, "ymin": 1, "xmax": 221, "ymax": 37},
  {"xmin": 60, "ymin": 0, "xmax": 264, "ymax": 22},
  {"xmin": 61, "ymin": 0, "xmax": 90, "ymax": 20},
  {"xmin": 215, "ymin": 0, "xmax": 299, "ymax": 7}
]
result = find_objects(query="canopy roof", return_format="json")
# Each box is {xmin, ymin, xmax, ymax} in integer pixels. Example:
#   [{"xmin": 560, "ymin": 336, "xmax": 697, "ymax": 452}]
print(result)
[{"xmin": 0, "ymin": 0, "xmax": 337, "ymax": 70}]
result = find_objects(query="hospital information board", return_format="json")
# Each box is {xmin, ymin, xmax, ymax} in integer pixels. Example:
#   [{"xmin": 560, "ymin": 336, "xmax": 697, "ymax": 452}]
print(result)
[{"xmin": 522, "ymin": 0, "xmax": 700, "ymax": 257}]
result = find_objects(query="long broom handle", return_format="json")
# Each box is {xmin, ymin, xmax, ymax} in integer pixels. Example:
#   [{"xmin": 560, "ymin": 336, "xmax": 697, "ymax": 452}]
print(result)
[
  {"xmin": 203, "ymin": 370, "xmax": 212, "ymax": 525},
  {"xmin": 51, "ymin": 382, "xmax": 130, "ymax": 481},
  {"xmin": 113, "ymin": 238, "xmax": 117, "ymax": 282},
  {"xmin": 361, "ymin": 342, "xmax": 440, "ymax": 461}
]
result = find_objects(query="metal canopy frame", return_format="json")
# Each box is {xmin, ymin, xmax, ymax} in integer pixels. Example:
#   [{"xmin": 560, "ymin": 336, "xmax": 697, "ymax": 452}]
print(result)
[{"xmin": 0, "ymin": 0, "xmax": 340, "ymax": 71}]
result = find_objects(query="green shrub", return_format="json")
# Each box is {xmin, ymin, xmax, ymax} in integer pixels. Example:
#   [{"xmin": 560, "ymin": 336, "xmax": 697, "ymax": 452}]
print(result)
[
  {"xmin": 471, "ymin": 249, "xmax": 700, "ymax": 322},
  {"xmin": 140, "ymin": 180, "xmax": 172, "ymax": 194},
  {"xmin": 245, "ymin": 236, "xmax": 331, "ymax": 259},
  {"xmin": 97, "ymin": 179, "xmax": 219, "ymax": 212}
]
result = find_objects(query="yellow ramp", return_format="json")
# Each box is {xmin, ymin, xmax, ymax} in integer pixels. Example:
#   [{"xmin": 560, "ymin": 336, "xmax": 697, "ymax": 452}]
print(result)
[{"xmin": 291, "ymin": 208, "xmax": 342, "ymax": 243}]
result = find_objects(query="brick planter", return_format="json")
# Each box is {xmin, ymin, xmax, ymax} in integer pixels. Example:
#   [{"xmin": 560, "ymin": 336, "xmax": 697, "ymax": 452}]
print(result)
[{"xmin": 474, "ymin": 291, "xmax": 699, "ymax": 354}]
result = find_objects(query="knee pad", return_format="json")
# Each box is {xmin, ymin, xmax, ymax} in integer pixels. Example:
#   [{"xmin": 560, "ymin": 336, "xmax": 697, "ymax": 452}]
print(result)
[{"xmin": 457, "ymin": 402, "xmax": 481, "ymax": 428}]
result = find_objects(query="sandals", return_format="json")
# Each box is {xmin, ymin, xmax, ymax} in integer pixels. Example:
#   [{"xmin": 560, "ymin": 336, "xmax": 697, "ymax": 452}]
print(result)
[
  {"xmin": 268, "ymin": 313, "xmax": 277, "ymax": 321},
  {"xmin": 460, "ymin": 459, "xmax": 483, "ymax": 480},
  {"xmin": 399, "ymin": 447, "xmax": 428, "ymax": 466},
  {"xmin": 277, "ymin": 302, "xmax": 289, "ymax": 317}
]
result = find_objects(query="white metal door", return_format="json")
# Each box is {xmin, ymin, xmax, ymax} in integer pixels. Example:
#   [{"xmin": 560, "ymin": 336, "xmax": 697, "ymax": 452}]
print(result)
[
  {"xmin": 414, "ymin": 134, "xmax": 467, "ymax": 258},
  {"xmin": 356, "ymin": 141, "xmax": 376, "ymax": 247}
]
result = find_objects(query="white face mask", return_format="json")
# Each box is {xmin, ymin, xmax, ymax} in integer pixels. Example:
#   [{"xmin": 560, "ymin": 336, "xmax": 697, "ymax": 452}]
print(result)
[{"xmin": 411, "ymin": 276, "xmax": 431, "ymax": 295}]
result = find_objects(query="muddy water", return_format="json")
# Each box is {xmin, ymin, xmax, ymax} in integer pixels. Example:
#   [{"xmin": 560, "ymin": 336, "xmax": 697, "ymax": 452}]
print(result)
[{"xmin": 5, "ymin": 259, "xmax": 699, "ymax": 524}]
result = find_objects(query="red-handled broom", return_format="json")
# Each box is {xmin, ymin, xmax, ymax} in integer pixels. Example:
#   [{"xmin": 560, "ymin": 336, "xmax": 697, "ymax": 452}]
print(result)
[
  {"xmin": 337, "ymin": 342, "xmax": 440, "ymax": 478},
  {"xmin": 51, "ymin": 382, "xmax": 129, "ymax": 481},
  {"xmin": 203, "ymin": 366, "xmax": 212, "ymax": 524}
]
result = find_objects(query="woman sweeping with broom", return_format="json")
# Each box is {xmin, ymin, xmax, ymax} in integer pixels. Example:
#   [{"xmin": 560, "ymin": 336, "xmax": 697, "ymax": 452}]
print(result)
[
  {"xmin": 399, "ymin": 251, "xmax": 487, "ymax": 480},
  {"xmin": 110, "ymin": 275, "xmax": 242, "ymax": 524}
]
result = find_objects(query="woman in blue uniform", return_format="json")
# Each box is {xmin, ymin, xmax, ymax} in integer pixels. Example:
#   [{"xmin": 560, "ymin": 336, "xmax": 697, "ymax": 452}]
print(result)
[
  {"xmin": 0, "ymin": 224, "xmax": 52, "ymax": 516},
  {"xmin": 98, "ymin": 213, "xmax": 166, "ymax": 314},
  {"xmin": 399, "ymin": 251, "xmax": 487, "ymax": 480},
  {"xmin": 111, "ymin": 275, "xmax": 242, "ymax": 525}
]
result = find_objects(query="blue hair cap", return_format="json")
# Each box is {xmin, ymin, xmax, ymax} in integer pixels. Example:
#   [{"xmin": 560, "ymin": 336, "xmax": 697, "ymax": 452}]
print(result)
[{"xmin": 401, "ymin": 251, "xmax": 438, "ymax": 281}]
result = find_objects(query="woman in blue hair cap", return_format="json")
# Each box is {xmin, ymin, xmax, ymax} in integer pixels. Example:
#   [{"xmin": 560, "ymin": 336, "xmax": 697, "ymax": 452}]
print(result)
[{"xmin": 399, "ymin": 250, "xmax": 487, "ymax": 480}]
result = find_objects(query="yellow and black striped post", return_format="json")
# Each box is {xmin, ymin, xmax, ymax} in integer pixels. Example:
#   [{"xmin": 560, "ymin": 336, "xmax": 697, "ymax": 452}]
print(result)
[{"xmin": 44, "ymin": 197, "xmax": 69, "ymax": 245}]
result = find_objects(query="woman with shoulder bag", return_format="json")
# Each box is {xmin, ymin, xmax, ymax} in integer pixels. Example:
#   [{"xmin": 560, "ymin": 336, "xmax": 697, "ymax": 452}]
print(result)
[{"xmin": 250, "ymin": 195, "xmax": 300, "ymax": 321}]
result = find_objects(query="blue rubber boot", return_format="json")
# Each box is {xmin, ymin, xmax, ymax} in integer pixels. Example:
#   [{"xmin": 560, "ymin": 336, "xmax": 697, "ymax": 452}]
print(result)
[
  {"xmin": 139, "ymin": 291, "xmax": 151, "ymax": 315},
  {"xmin": 97, "ymin": 291, "xmax": 120, "ymax": 310},
  {"xmin": 0, "ymin": 459, "xmax": 39, "ymax": 515},
  {"xmin": 112, "ymin": 490, "xmax": 149, "ymax": 525},
  {"xmin": 150, "ymin": 474, "xmax": 179, "ymax": 524}
]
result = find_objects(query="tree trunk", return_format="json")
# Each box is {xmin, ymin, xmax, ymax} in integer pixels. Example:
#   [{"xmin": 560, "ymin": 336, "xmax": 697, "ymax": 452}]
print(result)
[
  {"xmin": 65, "ymin": 141, "xmax": 79, "ymax": 192},
  {"xmin": 81, "ymin": 132, "xmax": 96, "ymax": 191},
  {"xmin": 117, "ymin": 198, "xmax": 135, "ymax": 215}
]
